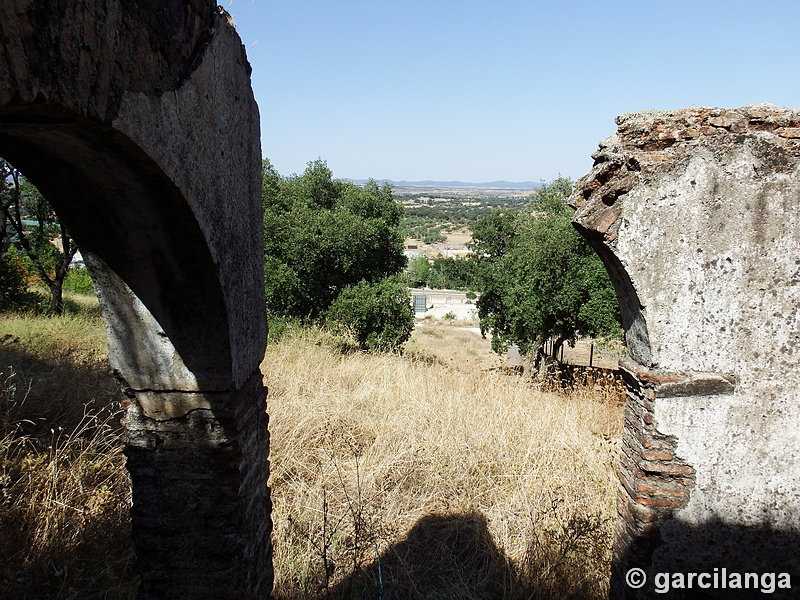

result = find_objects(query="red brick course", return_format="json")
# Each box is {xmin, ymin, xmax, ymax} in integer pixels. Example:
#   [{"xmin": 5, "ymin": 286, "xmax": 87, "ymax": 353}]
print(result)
[{"xmin": 613, "ymin": 365, "xmax": 698, "ymax": 571}]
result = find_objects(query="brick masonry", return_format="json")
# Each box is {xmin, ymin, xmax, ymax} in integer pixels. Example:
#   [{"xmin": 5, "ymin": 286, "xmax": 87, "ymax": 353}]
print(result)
[
  {"xmin": 612, "ymin": 361, "xmax": 732, "ymax": 598},
  {"xmin": 124, "ymin": 373, "xmax": 272, "ymax": 598}
]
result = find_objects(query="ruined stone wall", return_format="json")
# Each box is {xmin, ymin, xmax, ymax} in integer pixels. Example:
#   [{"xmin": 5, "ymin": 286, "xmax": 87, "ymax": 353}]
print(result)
[
  {"xmin": 572, "ymin": 105, "xmax": 800, "ymax": 598},
  {"xmin": 0, "ymin": 2, "xmax": 270, "ymax": 597}
]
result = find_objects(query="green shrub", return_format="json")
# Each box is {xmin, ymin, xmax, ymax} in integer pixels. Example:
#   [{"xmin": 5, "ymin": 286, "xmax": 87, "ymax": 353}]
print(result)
[
  {"xmin": 422, "ymin": 228, "xmax": 446, "ymax": 244},
  {"xmin": 325, "ymin": 278, "xmax": 414, "ymax": 352},
  {"xmin": 262, "ymin": 159, "xmax": 406, "ymax": 320},
  {"xmin": 405, "ymin": 256, "xmax": 431, "ymax": 287},
  {"xmin": 0, "ymin": 249, "xmax": 27, "ymax": 307},
  {"xmin": 63, "ymin": 267, "xmax": 94, "ymax": 295},
  {"xmin": 267, "ymin": 315, "xmax": 304, "ymax": 344}
]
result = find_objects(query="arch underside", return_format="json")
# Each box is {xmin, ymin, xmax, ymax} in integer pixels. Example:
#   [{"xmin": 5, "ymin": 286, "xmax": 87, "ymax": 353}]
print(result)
[
  {"xmin": 0, "ymin": 2, "xmax": 271, "ymax": 597},
  {"xmin": 0, "ymin": 112, "xmax": 232, "ymax": 389}
]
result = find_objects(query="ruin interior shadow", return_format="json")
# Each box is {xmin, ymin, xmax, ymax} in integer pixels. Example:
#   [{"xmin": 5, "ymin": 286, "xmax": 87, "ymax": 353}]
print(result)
[{"xmin": 615, "ymin": 518, "xmax": 800, "ymax": 600}]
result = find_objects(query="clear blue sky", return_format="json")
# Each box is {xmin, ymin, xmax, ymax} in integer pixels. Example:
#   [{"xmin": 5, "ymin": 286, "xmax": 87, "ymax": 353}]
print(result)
[{"xmin": 227, "ymin": 0, "xmax": 800, "ymax": 183}]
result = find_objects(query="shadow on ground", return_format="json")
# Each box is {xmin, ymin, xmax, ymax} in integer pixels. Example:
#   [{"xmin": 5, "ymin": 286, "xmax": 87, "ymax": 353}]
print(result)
[
  {"xmin": 0, "ymin": 332, "xmax": 123, "ymax": 434},
  {"xmin": 328, "ymin": 512, "xmax": 517, "ymax": 600},
  {"xmin": 0, "ymin": 337, "xmax": 136, "ymax": 600},
  {"xmin": 297, "ymin": 510, "xmax": 608, "ymax": 600}
]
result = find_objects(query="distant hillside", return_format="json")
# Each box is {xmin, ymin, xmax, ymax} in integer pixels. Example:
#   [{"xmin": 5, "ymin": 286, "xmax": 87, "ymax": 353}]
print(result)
[{"xmin": 348, "ymin": 179, "xmax": 541, "ymax": 190}]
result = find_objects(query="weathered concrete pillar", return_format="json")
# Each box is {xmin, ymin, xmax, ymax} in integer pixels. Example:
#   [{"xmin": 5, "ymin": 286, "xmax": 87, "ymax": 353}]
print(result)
[
  {"xmin": 0, "ymin": 1, "xmax": 271, "ymax": 597},
  {"xmin": 572, "ymin": 105, "xmax": 800, "ymax": 598}
]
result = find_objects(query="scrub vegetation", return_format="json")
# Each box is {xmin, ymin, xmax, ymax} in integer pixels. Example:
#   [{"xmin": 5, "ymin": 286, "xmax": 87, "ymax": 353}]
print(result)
[
  {"xmin": 266, "ymin": 324, "xmax": 624, "ymax": 600},
  {"xmin": 0, "ymin": 304, "xmax": 624, "ymax": 599},
  {"xmin": 0, "ymin": 303, "xmax": 136, "ymax": 599},
  {"xmin": 262, "ymin": 159, "xmax": 415, "ymax": 352}
]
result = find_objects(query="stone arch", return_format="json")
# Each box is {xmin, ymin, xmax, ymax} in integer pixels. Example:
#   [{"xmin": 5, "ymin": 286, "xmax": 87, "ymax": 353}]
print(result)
[
  {"xmin": 571, "ymin": 106, "xmax": 800, "ymax": 598},
  {"xmin": 1, "ymin": 2, "xmax": 270, "ymax": 598}
]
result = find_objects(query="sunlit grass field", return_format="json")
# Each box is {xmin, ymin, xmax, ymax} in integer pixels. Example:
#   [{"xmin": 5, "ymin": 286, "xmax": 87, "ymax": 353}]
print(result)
[
  {"xmin": 1, "ymin": 304, "xmax": 624, "ymax": 599},
  {"xmin": 266, "ymin": 325, "xmax": 624, "ymax": 599}
]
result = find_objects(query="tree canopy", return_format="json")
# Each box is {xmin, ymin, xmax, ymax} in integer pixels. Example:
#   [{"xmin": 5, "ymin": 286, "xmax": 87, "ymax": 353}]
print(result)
[
  {"xmin": 427, "ymin": 256, "xmax": 477, "ymax": 290},
  {"xmin": 470, "ymin": 177, "xmax": 620, "ymax": 360},
  {"xmin": 325, "ymin": 277, "xmax": 414, "ymax": 352},
  {"xmin": 263, "ymin": 159, "xmax": 413, "ymax": 350},
  {"xmin": 263, "ymin": 159, "xmax": 406, "ymax": 319}
]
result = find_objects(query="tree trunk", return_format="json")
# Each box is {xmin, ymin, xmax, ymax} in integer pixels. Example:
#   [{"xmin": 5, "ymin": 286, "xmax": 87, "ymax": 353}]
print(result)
[
  {"xmin": 49, "ymin": 234, "xmax": 77, "ymax": 314},
  {"xmin": 49, "ymin": 279, "xmax": 63, "ymax": 314},
  {"xmin": 552, "ymin": 334, "xmax": 569, "ymax": 364}
]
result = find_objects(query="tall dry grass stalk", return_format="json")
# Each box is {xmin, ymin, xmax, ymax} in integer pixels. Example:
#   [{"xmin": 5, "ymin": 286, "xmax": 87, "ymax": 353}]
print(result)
[
  {"xmin": 1, "ymin": 310, "xmax": 136, "ymax": 599},
  {"xmin": 265, "ymin": 326, "xmax": 624, "ymax": 599}
]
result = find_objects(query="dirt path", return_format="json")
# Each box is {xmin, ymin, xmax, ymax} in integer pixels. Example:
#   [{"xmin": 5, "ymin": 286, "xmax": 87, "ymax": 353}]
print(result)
[{"xmin": 409, "ymin": 323, "xmax": 622, "ymax": 373}]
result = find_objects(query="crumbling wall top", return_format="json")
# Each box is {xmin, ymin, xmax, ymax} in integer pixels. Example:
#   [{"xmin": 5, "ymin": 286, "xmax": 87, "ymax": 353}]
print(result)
[
  {"xmin": 570, "ymin": 104, "xmax": 800, "ymax": 381},
  {"xmin": 571, "ymin": 103, "xmax": 800, "ymax": 247}
]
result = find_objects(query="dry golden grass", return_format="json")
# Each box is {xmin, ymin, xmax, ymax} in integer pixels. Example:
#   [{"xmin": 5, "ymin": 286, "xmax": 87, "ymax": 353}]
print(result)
[
  {"xmin": 405, "ymin": 323, "xmax": 498, "ymax": 372},
  {"xmin": 1, "ymin": 307, "xmax": 624, "ymax": 600},
  {"xmin": 265, "ymin": 325, "xmax": 624, "ymax": 599},
  {"xmin": 443, "ymin": 228, "xmax": 473, "ymax": 246},
  {"xmin": 0, "ymin": 309, "xmax": 136, "ymax": 600}
]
